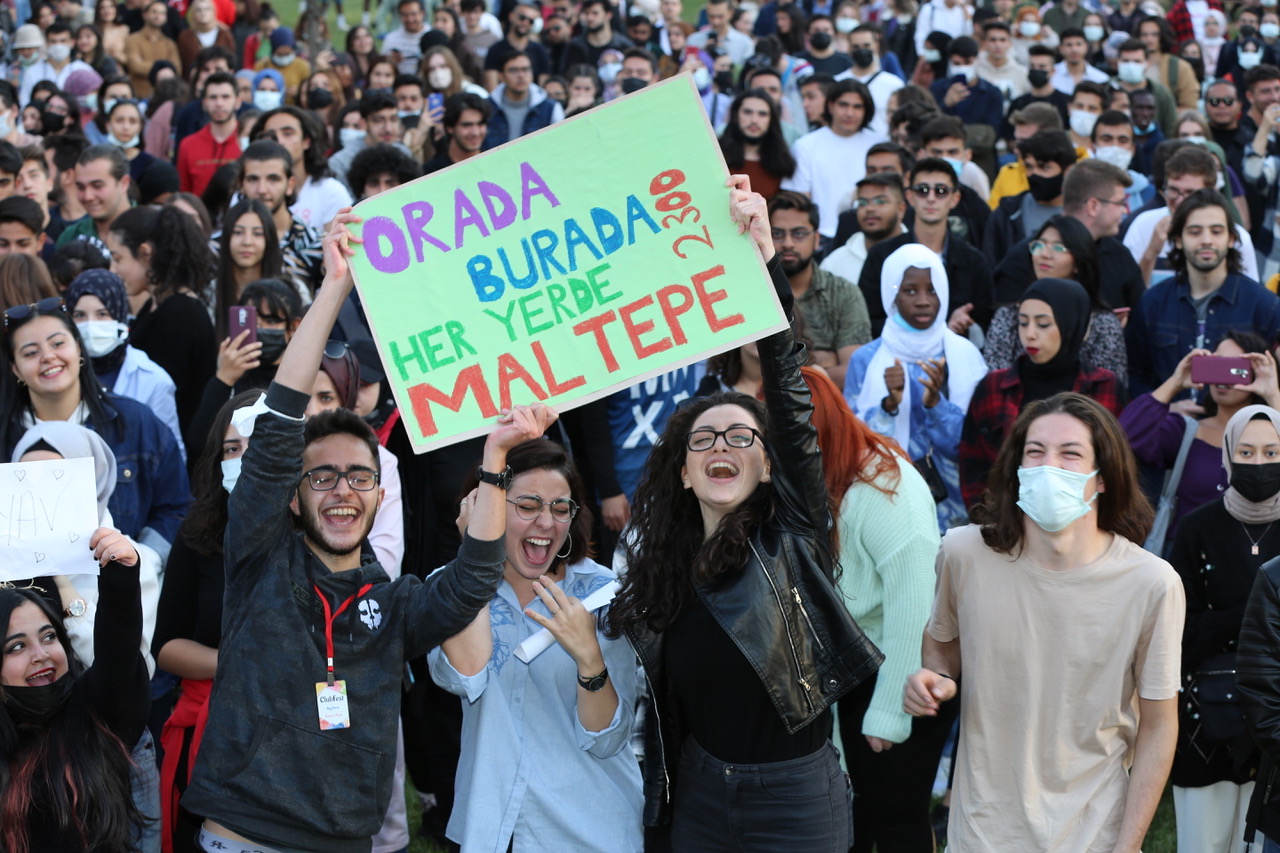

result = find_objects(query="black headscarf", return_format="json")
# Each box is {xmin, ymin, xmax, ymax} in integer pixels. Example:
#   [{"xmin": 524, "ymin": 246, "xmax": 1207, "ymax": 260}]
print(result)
[
  {"xmin": 1016, "ymin": 277, "xmax": 1091, "ymax": 403},
  {"xmin": 67, "ymin": 269, "xmax": 131, "ymax": 375}
]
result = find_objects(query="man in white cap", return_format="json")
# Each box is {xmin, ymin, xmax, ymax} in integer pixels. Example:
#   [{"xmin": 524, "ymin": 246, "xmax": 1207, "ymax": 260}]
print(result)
[{"xmin": 17, "ymin": 21, "xmax": 94, "ymax": 108}]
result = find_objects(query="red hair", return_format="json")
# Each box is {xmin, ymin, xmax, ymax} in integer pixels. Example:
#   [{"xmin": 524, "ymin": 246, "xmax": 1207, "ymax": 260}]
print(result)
[{"xmin": 797, "ymin": 366, "xmax": 904, "ymax": 512}]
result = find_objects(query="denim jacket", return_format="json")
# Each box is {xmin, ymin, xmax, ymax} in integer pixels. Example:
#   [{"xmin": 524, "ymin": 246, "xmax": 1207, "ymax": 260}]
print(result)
[{"xmin": 1126, "ymin": 273, "xmax": 1280, "ymax": 397}]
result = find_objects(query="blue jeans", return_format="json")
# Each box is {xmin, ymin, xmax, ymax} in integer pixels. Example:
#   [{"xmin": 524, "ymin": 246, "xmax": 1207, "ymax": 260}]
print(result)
[
  {"xmin": 668, "ymin": 737, "xmax": 852, "ymax": 852},
  {"xmin": 1265, "ymin": 834, "xmax": 1280, "ymax": 853},
  {"xmin": 132, "ymin": 727, "xmax": 161, "ymax": 853}
]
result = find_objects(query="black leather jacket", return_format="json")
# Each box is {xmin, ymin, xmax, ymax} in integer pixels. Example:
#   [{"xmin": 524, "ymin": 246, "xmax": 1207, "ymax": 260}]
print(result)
[
  {"xmin": 623, "ymin": 257, "xmax": 884, "ymax": 832},
  {"xmin": 1238, "ymin": 556, "xmax": 1280, "ymax": 843}
]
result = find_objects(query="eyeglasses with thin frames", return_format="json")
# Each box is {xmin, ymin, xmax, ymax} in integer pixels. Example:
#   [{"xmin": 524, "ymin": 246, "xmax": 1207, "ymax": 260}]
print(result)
[
  {"xmin": 300, "ymin": 467, "xmax": 380, "ymax": 491},
  {"xmin": 506, "ymin": 495, "xmax": 578, "ymax": 522},
  {"xmin": 686, "ymin": 427, "xmax": 764, "ymax": 452},
  {"xmin": 1029, "ymin": 240, "xmax": 1070, "ymax": 255}
]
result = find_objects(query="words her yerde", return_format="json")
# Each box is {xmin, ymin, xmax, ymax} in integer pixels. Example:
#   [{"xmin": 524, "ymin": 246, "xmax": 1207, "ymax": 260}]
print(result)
[{"xmin": 350, "ymin": 76, "xmax": 787, "ymax": 454}]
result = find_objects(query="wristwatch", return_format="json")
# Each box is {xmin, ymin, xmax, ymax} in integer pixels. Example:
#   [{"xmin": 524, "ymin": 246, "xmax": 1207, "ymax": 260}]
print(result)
[
  {"xmin": 577, "ymin": 667, "xmax": 609, "ymax": 692},
  {"xmin": 476, "ymin": 465, "xmax": 512, "ymax": 490},
  {"xmin": 64, "ymin": 599, "xmax": 87, "ymax": 618}
]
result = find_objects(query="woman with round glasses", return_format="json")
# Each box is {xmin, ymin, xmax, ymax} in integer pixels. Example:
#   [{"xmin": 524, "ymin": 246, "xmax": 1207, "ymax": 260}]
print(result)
[
  {"xmin": 428, "ymin": 437, "xmax": 642, "ymax": 852},
  {"xmin": 982, "ymin": 215, "xmax": 1127, "ymax": 380},
  {"xmin": 605, "ymin": 178, "xmax": 880, "ymax": 851}
]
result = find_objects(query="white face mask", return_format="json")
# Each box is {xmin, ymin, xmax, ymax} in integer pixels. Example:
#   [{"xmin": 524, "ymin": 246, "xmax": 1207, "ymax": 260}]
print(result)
[
  {"xmin": 340, "ymin": 126, "xmax": 365, "ymax": 148},
  {"xmin": 692, "ymin": 66, "xmax": 711, "ymax": 90},
  {"xmin": 1093, "ymin": 144, "xmax": 1133, "ymax": 170},
  {"xmin": 948, "ymin": 62, "xmax": 976, "ymax": 82},
  {"xmin": 599, "ymin": 61, "xmax": 622, "ymax": 85},
  {"xmin": 923, "ymin": 48, "xmax": 941, "ymax": 63},
  {"xmin": 221, "ymin": 457, "xmax": 242, "ymax": 493},
  {"xmin": 1018, "ymin": 20, "xmax": 1041, "ymax": 38},
  {"xmin": 238, "ymin": 135, "xmax": 250, "ymax": 150},
  {"xmin": 1083, "ymin": 24, "xmax": 1105, "ymax": 42},
  {"xmin": 1262, "ymin": 22, "xmax": 1280, "ymax": 38},
  {"xmin": 110, "ymin": 132, "xmax": 141, "ymax": 148},
  {"xmin": 272, "ymin": 52, "xmax": 295, "ymax": 67},
  {"xmin": 47, "ymin": 43, "xmax": 71, "ymax": 62},
  {"xmin": 1069, "ymin": 109, "xmax": 1098, "ymax": 137},
  {"xmin": 835, "ymin": 16, "xmax": 857, "ymax": 33},
  {"xmin": 103, "ymin": 98, "xmax": 118, "ymax": 115},
  {"xmin": 0, "ymin": 109, "xmax": 13, "ymax": 139},
  {"xmin": 1016, "ymin": 466, "xmax": 1099, "ymax": 532},
  {"xmin": 76, "ymin": 320, "xmax": 129, "ymax": 358},
  {"xmin": 253, "ymin": 89, "xmax": 283, "ymax": 110},
  {"xmin": 428, "ymin": 67, "xmax": 452, "ymax": 89},
  {"xmin": 1117, "ymin": 60, "xmax": 1146, "ymax": 84},
  {"xmin": 530, "ymin": 15, "xmax": 543, "ymax": 33},
  {"xmin": 1240, "ymin": 50, "xmax": 1264, "ymax": 69}
]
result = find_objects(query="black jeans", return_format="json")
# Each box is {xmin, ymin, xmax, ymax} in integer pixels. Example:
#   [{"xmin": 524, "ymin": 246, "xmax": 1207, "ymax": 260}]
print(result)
[
  {"xmin": 668, "ymin": 736, "xmax": 852, "ymax": 852},
  {"xmin": 837, "ymin": 670, "xmax": 958, "ymax": 853}
]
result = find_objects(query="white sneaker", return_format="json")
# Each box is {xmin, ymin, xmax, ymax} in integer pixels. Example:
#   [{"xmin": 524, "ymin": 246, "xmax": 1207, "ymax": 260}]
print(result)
[{"xmin": 337, "ymin": 13, "xmax": 350, "ymax": 29}]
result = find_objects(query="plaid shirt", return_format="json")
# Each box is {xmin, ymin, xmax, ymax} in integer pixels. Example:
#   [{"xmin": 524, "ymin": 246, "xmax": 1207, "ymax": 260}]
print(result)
[
  {"xmin": 1167, "ymin": 0, "xmax": 1223, "ymax": 47},
  {"xmin": 958, "ymin": 364, "xmax": 1125, "ymax": 510}
]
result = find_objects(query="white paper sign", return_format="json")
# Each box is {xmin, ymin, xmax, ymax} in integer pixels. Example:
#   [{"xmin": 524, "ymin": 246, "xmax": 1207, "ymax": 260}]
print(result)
[{"xmin": 0, "ymin": 457, "xmax": 101, "ymax": 581}]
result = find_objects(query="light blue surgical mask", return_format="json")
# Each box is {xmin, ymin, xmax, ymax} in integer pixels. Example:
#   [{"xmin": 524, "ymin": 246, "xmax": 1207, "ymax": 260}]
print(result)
[
  {"xmin": 339, "ymin": 126, "xmax": 365, "ymax": 148},
  {"xmin": 253, "ymin": 89, "xmax": 283, "ymax": 110},
  {"xmin": 1083, "ymin": 24, "xmax": 1105, "ymax": 42},
  {"xmin": 103, "ymin": 97, "xmax": 118, "ymax": 115},
  {"xmin": 1016, "ymin": 466, "xmax": 1099, "ymax": 532},
  {"xmin": 110, "ymin": 133, "xmax": 140, "ymax": 148},
  {"xmin": 943, "ymin": 157, "xmax": 964, "ymax": 179}
]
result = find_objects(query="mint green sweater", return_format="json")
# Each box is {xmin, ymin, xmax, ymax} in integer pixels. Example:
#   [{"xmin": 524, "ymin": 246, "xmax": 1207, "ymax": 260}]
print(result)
[{"xmin": 836, "ymin": 457, "xmax": 942, "ymax": 743}]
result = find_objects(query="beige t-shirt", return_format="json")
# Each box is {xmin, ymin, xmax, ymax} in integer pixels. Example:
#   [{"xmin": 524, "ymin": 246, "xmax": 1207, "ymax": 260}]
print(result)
[{"xmin": 928, "ymin": 524, "xmax": 1185, "ymax": 853}]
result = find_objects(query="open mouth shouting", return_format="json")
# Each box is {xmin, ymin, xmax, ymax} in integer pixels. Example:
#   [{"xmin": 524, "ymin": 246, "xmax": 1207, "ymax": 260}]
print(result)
[
  {"xmin": 706, "ymin": 459, "xmax": 740, "ymax": 480},
  {"xmin": 522, "ymin": 536, "xmax": 554, "ymax": 567},
  {"xmin": 321, "ymin": 505, "xmax": 361, "ymax": 527}
]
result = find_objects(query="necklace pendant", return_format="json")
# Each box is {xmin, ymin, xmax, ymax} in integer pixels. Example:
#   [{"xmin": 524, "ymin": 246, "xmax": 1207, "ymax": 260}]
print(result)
[{"xmin": 1254, "ymin": 544, "xmax": 1261, "ymax": 556}]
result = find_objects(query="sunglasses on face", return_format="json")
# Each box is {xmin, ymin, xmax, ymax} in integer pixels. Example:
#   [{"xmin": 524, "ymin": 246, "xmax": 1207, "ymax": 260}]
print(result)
[{"xmin": 909, "ymin": 183, "xmax": 952, "ymax": 197}]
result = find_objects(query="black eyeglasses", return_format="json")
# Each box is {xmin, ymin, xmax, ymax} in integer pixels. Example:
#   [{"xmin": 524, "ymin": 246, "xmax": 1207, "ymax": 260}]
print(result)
[
  {"xmin": 1207, "ymin": 96, "xmax": 1236, "ymax": 107},
  {"xmin": 686, "ymin": 426, "xmax": 763, "ymax": 452},
  {"xmin": 300, "ymin": 467, "xmax": 380, "ymax": 491},
  {"xmin": 506, "ymin": 494, "xmax": 578, "ymax": 522},
  {"xmin": 4, "ymin": 296, "xmax": 64, "ymax": 327},
  {"xmin": 909, "ymin": 183, "xmax": 952, "ymax": 197},
  {"xmin": 769, "ymin": 227, "xmax": 815, "ymax": 242}
]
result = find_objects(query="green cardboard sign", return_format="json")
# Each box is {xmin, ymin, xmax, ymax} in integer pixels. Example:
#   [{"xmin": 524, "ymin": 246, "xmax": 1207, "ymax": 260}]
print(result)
[{"xmin": 349, "ymin": 75, "xmax": 787, "ymax": 454}]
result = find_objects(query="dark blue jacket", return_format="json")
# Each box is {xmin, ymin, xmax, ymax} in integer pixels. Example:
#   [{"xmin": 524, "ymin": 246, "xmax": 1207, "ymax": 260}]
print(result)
[
  {"xmin": 1126, "ymin": 273, "xmax": 1280, "ymax": 396},
  {"xmin": 930, "ymin": 75, "xmax": 1004, "ymax": 131},
  {"xmin": 482, "ymin": 84, "xmax": 565, "ymax": 151}
]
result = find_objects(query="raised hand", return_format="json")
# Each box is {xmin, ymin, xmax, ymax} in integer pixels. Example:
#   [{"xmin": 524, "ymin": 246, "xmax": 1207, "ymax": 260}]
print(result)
[
  {"xmin": 485, "ymin": 403, "xmax": 559, "ymax": 455},
  {"xmin": 89, "ymin": 527, "xmax": 139, "ymax": 568},
  {"xmin": 726, "ymin": 174, "xmax": 775, "ymax": 262},
  {"xmin": 321, "ymin": 208, "xmax": 364, "ymax": 292},
  {"xmin": 216, "ymin": 329, "xmax": 263, "ymax": 386}
]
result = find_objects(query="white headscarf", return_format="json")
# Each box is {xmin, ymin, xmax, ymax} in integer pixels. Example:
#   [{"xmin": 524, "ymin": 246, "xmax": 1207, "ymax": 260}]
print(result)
[
  {"xmin": 11, "ymin": 421, "xmax": 117, "ymax": 523},
  {"xmin": 856, "ymin": 243, "xmax": 988, "ymax": 450}
]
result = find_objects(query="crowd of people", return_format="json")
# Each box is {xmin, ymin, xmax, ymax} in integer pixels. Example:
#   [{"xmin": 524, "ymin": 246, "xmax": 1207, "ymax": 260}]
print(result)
[{"xmin": 8, "ymin": 0, "xmax": 1280, "ymax": 850}]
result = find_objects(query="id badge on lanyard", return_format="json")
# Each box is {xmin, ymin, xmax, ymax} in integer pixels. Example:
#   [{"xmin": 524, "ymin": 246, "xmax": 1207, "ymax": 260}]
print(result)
[{"xmin": 313, "ymin": 582, "xmax": 371, "ymax": 730}]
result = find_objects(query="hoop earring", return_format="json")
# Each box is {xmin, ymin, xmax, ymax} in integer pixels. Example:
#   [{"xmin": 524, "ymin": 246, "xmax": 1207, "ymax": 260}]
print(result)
[{"xmin": 557, "ymin": 531, "xmax": 572, "ymax": 560}]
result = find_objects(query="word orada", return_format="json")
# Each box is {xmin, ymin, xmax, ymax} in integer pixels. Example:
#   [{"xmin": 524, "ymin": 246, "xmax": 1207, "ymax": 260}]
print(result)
[{"xmin": 401, "ymin": 265, "xmax": 745, "ymax": 438}]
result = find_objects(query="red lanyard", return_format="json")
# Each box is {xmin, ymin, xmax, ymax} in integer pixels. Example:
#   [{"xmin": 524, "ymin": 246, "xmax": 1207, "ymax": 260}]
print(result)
[{"xmin": 314, "ymin": 583, "xmax": 373, "ymax": 685}]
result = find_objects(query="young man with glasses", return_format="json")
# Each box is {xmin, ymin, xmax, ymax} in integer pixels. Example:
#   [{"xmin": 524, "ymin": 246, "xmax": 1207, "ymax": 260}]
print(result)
[
  {"xmin": 766, "ymin": 190, "xmax": 870, "ymax": 386},
  {"xmin": 858, "ymin": 157, "xmax": 994, "ymax": 337},
  {"xmin": 483, "ymin": 50, "xmax": 564, "ymax": 150},
  {"xmin": 484, "ymin": 0, "xmax": 552, "ymax": 90},
  {"xmin": 182, "ymin": 210, "xmax": 555, "ymax": 853},
  {"xmin": 1123, "ymin": 144, "xmax": 1260, "ymax": 285},
  {"xmin": 820, "ymin": 173, "xmax": 907, "ymax": 288}
]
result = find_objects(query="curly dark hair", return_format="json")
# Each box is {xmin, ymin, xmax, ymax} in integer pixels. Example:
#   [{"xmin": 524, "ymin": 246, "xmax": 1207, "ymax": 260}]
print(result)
[
  {"xmin": 347, "ymin": 144, "xmax": 421, "ymax": 201},
  {"xmin": 606, "ymin": 392, "xmax": 775, "ymax": 636},
  {"xmin": 109, "ymin": 205, "xmax": 216, "ymax": 304}
]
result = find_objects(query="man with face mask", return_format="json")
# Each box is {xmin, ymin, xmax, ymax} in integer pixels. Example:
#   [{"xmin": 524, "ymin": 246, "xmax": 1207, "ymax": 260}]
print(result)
[
  {"xmin": 1113, "ymin": 39, "xmax": 1178, "ymax": 139},
  {"xmin": 67, "ymin": 267, "xmax": 184, "ymax": 458},
  {"xmin": 1002, "ymin": 44, "xmax": 1071, "ymax": 142},
  {"xmin": 931, "ymin": 36, "xmax": 1004, "ymax": 172},
  {"xmin": 484, "ymin": 0, "xmax": 551, "ymax": 90},
  {"xmin": 834, "ymin": 25, "xmax": 904, "ymax": 138},
  {"xmin": 20, "ymin": 21, "xmax": 94, "ymax": 107},
  {"xmin": 909, "ymin": 391, "xmax": 1184, "ymax": 853},
  {"xmin": 800, "ymin": 15, "xmax": 853, "ymax": 75},
  {"xmin": 982, "ymin": 129, "xmax": 1076, "ymax": 267}
]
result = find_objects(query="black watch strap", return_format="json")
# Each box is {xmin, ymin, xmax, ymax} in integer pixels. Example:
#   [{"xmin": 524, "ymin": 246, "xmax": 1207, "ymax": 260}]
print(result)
[
  {"xmin": 476, "ymin": 464, "xmax": 512, "ymax": 490},
  {"xmin": 577, "ymin": 667, "xmax": 609, "ymax": 692}
]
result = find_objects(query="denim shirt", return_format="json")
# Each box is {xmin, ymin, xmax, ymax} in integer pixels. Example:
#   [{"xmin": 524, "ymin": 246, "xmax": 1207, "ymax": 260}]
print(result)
[
  {"xmin": 844, "ymin": 339, "xmax": 968, "ymax": 532},
  {"xmin": 1126, "ymin": 273, "xmax": 1280, "ymax": 397},
  {"xmin": 428, "ymin": 559, "xmax": 643, "ymax": 853}
]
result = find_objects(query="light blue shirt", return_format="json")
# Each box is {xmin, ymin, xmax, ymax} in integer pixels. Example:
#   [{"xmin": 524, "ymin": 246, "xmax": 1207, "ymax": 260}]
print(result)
[
  {"xmin": 111, "ymin": 345, "xmax": 185, "ymax": 463},
  {"xmin": 428, "ymin": 559, "xmax": 643, "ymax": 853},
  {"xmin": 844, "ymin": 338, "xmax": 967, "ymax": 531}
]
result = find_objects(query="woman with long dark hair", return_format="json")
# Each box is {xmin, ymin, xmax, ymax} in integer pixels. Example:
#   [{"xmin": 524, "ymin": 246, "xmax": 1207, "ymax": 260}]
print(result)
[
  {"xmin": 606, "ymin": 178, "xmax": 881, "ymax": 850},
  {"xmin": 215, "ymin": 199, "xmax": 283, "ymax": 339},
  {"xmin": 74, "ymin": 24, "xmax": 120, "ymax": 79},
  {"xmin": 341, "ymin": 24, "xmax": 379, "ymax": 90},
  {"xmin": 720, "ymin": 88, "xmax": 797, "ymax": 200},
  {"xmin": 155, "ymin": 389, "xmax": 262, "ymax": 853},
  {"xmin": 430, "ymin": 438, "xmax": 641, "ymax": 851},
  {"xmin": 108, "ymin": 204, "xmax": 218, "ymax": 432},
  {"xmin": 983, "ymin": 214, "xmax": 1127, "ymax": 380}
]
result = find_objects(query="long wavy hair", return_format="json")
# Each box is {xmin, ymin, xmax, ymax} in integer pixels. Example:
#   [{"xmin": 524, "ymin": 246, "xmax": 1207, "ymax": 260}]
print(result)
[
  {"xmin": 607, "ymin": 392, "xmax": 775, "ymax": 635},
  {"xmin": 110, "ymin": 205, "xmax": 216, "ymax": 305},
  {"xmin": 0, "ymin": 588, "xmax": 144, "ymax": 853},
  {"xmin": 181, "ymin": 389, "xmax": 263, "ymax": 556},
  {"xmin": 971, "ymin": 392, "xmax": 1153, "ymax": 555},
  {"xmin": 719, "ymin": 88, "xmax": 797, "ymax": 180}
]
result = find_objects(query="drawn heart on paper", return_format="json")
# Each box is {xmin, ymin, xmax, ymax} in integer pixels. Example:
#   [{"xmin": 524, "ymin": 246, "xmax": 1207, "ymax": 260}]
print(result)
[
  {"xmin": 14, "ymin": 470, "xmax": 24, "ymax": 481},
  {"xmin": 53, "ymin": 469, "xmax": 65, "ymax": 479},
  {"xmin": 33, "ymin": 552, "xmax": 45, "ymax": 562},
  {"xmin": 68, "ymin": 531, "xmax": 79, "ymax": 543}
]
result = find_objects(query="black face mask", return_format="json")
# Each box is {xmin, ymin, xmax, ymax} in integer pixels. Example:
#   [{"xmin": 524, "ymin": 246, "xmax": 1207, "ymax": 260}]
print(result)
[
  {"xmin": 1027, "ymin": 171, "xmax": 1064, "ymax": 202},
  {"xmin": 852, "ymin": 47, "xmax": 875, "ymax": 67},
  {"xmin": 619, "ymin": 76, "xmax": 647, "ymax": 94},
  {"xmin": 1027, "ymin": 68, "xmax": 1050, "ymax": 88},
  {"xmin": 1240, "ymin": 24, "xmax": 1258, "ymax": 39},
  {"xmin": 307, "ymin": 87, "xmax": 334, "ymax": 109},
  {"xmin": 4, "ymin": 672, "xmax": 75, "ymax": 722},
  {"xmin": 809, "ymin": 31, "xmax": 833, "ymax": 50},
  {"xmin": 1232, "ymin": 462, "xmax": 1280, "ymax": 503},
  {"xmin": 258, "ymin": 328, "xmax": 288, "ymax": 363},
  {"xmin": 713, "ymin": 69, "xmax": 734, "ymax": 90}
]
